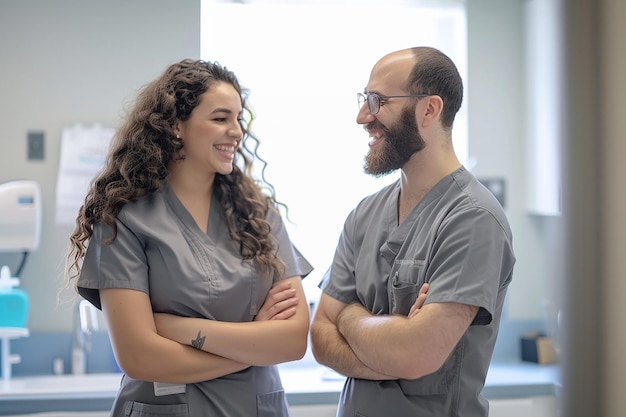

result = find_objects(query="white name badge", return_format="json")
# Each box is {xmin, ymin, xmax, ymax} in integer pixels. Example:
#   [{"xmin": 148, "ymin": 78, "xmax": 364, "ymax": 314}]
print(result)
[{"xmin": 154, "ymin": 382, "xmax": 186, "ymax": 396}]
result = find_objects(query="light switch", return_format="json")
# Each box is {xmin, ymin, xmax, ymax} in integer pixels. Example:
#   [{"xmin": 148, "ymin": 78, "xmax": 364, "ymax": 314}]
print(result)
[{"xmin": 27, "ymin": 131, "xmax": 45, "ymax": 160}]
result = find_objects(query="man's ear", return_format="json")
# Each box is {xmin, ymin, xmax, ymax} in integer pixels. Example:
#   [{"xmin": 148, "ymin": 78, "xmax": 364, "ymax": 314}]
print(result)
[{"xmin": 419, "ymin": 95, "xmax": 444, "ymax": 128}]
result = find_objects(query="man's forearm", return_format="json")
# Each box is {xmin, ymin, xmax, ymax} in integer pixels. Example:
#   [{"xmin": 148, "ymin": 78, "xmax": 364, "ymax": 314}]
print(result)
[
  {"xmin": 311, "ymin": 318, "xmax": 395, "ymax": 380},
  {"xmin": 337, "ymin": 303, "xmax": 408, "ymax": 377}
]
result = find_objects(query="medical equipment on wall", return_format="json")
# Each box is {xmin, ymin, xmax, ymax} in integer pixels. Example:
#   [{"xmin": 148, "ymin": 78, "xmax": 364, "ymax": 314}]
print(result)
[
  {"xmin": 0, "ymin": 180, "xmax": 41, "ymax": 384},
  {"xmin": 0, "ymin": 180, "xmax": 41, "ymax": 252}
]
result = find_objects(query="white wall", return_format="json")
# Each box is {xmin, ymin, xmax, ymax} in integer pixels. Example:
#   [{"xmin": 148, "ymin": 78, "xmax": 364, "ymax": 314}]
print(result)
[
  {"xmin": 0, "ymin": 0, "xmax": 201, "ymax": 331},
  {"xmin": 467, "ymin": 0, "xmax": 562, "ymax": 323}
]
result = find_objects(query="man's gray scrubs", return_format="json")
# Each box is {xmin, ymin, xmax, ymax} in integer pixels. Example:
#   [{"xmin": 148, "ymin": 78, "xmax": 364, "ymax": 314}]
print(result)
[
  {"xmin": 320, "ymin": 167, "xmax": 515, "ymax": 417},
  {"xmin": 78, "ymin": 180, "xmax": 312, "ymax": 417}
]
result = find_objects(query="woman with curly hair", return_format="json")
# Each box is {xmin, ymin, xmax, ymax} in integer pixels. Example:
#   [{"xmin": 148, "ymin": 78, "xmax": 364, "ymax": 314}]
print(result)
[{"xmin": 65, "ymin": 59, "xmax": 312, "ymax": 416}]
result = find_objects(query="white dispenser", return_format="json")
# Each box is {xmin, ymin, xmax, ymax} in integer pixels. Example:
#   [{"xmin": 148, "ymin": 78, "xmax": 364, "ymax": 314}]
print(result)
[{"xmin": 0, "ymin": 180, "xmax": 42, "ymax": 251}]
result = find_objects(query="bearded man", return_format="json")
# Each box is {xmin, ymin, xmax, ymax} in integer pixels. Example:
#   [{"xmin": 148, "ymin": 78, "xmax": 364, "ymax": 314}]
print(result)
[{"xmin": 310, "ymin": 46, "xmax": 515, "ymax": 417}]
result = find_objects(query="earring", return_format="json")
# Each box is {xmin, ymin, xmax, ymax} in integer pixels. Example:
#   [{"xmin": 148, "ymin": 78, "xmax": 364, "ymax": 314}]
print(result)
[{"xmin": 176, "ymin": 134, "xmax": 180, "ymax": 139}]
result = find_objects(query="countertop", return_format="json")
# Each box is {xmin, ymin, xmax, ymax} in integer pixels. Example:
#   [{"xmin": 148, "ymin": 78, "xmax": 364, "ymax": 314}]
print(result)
[
  {"xmin": 280, "ymin": 360, "xmax": 560, "ymax": 404},
  {"xmin": 0, "ymin": 361, "xmax": 560, "ymax": 415}
]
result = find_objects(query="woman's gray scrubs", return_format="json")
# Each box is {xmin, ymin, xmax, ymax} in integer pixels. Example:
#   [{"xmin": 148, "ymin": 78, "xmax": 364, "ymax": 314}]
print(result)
[
  {"xmin": 78, "ymin": 180, "xmax": 312, "ymax": 417},
  {"xmin": 320, "ymin": 167, "xmax": 515, "ymax": 417}
]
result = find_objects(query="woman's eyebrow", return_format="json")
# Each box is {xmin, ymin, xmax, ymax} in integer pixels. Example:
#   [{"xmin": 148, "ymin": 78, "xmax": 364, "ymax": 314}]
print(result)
[
  {"xmin": 210, "ymin": 107, "xmax": 243, "ymax": 116},
  {"xmin": 211, "ymin": 107, "xmax": 234, "ymax": 114}
]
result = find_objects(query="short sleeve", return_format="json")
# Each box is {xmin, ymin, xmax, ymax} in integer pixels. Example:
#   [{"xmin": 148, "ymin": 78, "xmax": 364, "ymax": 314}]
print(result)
[
  {"xmin": 424, "ymin": 207, "xmax": 514, "ymax": 325},
  {"xmin": 267, "ymin": 207, "xmax": 314, "ymax": 281},
  {"xmin": 318, "ymin": 209, "xmax": 360, "ymax": 305},
  {"xmin": 77, "ymin": 214, "xmax": 149, "ymax": 309}
]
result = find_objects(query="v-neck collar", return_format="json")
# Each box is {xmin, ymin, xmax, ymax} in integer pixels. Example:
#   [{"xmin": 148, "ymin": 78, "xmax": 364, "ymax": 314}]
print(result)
[
  {"xmin": 161, "ymin": 179, "xmax": 221, "ymax": 245},
  {"xmin": 380, "ymin": 168, "xmax": 461, "ymax": 265}
]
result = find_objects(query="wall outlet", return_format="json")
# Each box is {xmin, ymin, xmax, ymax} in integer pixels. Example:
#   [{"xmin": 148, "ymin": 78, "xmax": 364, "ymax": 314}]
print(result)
[{"xmin": 27, "ymin": 131, "xmax": 45, "ymax": 160}]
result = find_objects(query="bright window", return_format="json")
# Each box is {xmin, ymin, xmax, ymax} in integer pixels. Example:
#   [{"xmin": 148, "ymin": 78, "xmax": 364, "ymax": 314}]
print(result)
[{"xmin": 201, "ymin": 0, "xmax": 467, "ymax": 300}]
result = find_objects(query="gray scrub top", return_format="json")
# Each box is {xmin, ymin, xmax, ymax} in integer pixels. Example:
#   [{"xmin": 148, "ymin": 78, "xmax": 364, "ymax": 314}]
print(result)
[
  {"xmin": 78, "ymin": 180, "xmax": 313, "ymax": 417},
  {"xmin": 320, "ymin": 167, "xmax": 515, "ymax": 417}
]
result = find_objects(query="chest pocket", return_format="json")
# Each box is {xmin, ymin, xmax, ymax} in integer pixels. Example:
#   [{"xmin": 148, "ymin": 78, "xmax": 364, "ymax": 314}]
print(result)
[{"xmin": 389, "ymin": 261, "xmax": 426, "ymax": 316}]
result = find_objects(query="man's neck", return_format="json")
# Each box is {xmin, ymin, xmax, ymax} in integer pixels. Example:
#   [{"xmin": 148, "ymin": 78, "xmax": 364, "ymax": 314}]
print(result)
[{"xmin": 397, "ymin": 150, "xmax": 461, "ymax": 223}]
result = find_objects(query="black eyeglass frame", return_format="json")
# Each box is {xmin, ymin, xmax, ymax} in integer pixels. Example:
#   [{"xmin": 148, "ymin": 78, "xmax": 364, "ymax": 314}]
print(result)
[{"xmin": 357, "ymin": 92, "xmax": 429, "ymax": 115}]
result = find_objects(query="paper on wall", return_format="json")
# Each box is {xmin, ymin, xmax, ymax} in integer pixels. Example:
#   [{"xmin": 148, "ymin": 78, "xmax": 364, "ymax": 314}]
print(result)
[{"xmin": 55, "ymin": 124, "xmax": 115, "ymax": 225}]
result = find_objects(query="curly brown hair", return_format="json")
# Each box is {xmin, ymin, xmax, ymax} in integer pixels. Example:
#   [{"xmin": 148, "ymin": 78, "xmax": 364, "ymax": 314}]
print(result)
[{"xmin": 65, "ymin": 59, "xmax": 285, "ymax": 292}]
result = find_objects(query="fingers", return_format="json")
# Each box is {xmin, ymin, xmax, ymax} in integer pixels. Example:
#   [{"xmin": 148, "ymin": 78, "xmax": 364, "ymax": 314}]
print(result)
[
  {"xmin": 265, "ymin": 296, "xmax": 299, "ymax": 321},
  {"xmin": 269, "ymin": 306, "xmax": 298, "ymax": 321},
  {"xmin": 408, "ymin": 283, "xmax": 430, "ymax": 319},
  {"xmin": 268, "ymin": 281, "xmax": 297, "ymax": 306},
  {"xmin": 255, "ymin": 280, "xmax": 299, "ymax": 321},
  {"xmin": 408, "ymin": 294, "xmax": 426, "ymax": 318}
]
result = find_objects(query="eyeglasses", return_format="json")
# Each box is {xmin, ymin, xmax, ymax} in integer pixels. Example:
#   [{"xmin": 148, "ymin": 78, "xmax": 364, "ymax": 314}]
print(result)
[{"xmin": 357, "ymin": 92, "xmax": 429, "ymax": 115}]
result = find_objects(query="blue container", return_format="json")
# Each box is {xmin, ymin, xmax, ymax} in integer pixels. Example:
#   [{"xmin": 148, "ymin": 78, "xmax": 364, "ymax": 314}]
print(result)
[
  {"xmin": 0, "ymin": 266, "xmax": 29, "ymax": 328},
  {"xmin": 0, "ymin": 288, "xmax": 29, "ymax": 327}
]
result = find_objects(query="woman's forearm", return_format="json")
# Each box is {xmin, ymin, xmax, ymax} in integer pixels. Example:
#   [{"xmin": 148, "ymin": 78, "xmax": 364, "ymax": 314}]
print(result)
[
  {"xmin": 118, "ymin": 336, "xmax": 251, "ymax": 384},
  {"xmin": 155, "ymin": 313, "xmax": 308, "ymax": 366},
  {"xmin": 208, "ymin": 318, "xmax": 308, "ymax": 365},
  {"xmin": 101, "ymin": 288, "xmax": 249, "ymax": 384},
  {"xmin": 154, "ymin": 277, "xmax": 310, "ymax": 366}
]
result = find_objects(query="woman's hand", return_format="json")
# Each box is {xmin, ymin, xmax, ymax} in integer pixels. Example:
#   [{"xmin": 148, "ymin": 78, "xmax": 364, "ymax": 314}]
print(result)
[
  {"xmin": 254, "ymin": 279, "xmax": 299, "ymax": 321},
  {"xmin": 408, "ymin": 282, "xmax": 430, "ymax": 319}
]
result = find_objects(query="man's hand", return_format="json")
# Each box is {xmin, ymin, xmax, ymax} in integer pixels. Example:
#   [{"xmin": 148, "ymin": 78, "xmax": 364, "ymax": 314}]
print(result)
[
  {"xmin": 255, "ymin": 280, "xmax": 299, "ymax": 321},
  {"xmin": 408, "ymin": 283, "xmax": 429, "ymax": 318},
  {"xmin": 338, "ymin": 282, "xmax": 430, "ymax": 334}
]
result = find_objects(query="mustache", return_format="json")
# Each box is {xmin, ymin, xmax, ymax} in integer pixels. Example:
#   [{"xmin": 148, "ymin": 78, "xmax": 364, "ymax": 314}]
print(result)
[{"xmin": 365, "ymin": 119, "xmax": 386, "ymax": 133}]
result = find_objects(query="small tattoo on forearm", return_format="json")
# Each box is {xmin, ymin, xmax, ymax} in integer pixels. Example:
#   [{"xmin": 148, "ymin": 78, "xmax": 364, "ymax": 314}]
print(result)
[{"xmin": 191, "ymin": 331, "xmax": 206, "ymax": 349}]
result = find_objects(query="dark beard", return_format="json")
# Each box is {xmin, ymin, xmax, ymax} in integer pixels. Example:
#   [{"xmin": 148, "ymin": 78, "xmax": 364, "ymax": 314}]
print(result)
[{"xmin": 364, "ymin": 105, "xmax": 426, "ymax": 177}]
